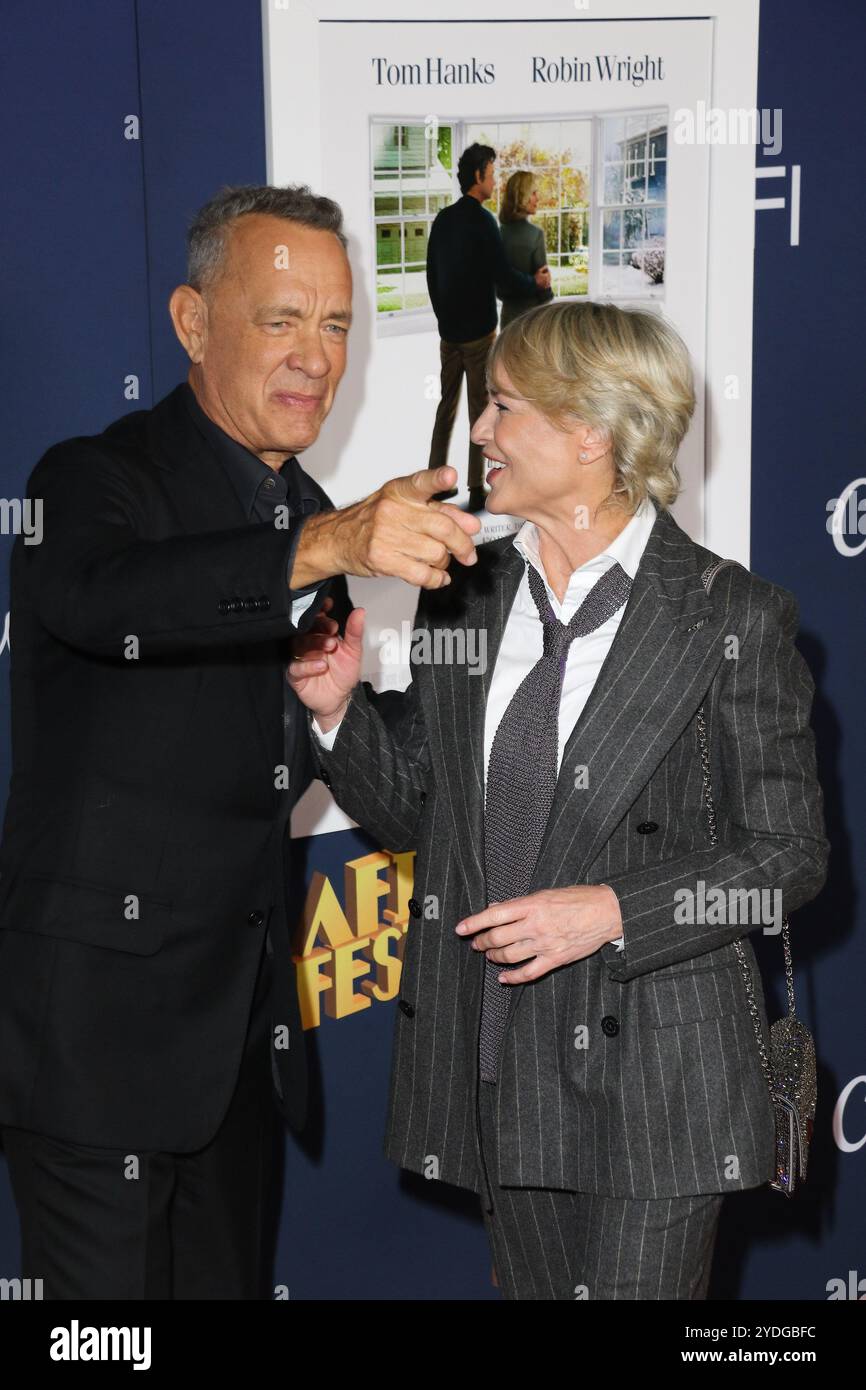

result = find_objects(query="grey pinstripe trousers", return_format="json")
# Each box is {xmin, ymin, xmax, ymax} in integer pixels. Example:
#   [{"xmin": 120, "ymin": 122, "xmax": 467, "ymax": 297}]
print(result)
[{"xmin": 476, "ymin": 1083, "xmax": 723, "ymax": 1301}]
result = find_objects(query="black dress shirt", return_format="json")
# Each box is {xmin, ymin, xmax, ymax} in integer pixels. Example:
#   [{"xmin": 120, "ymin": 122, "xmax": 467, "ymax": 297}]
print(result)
[
  {"xmin": 180, "ymin": 383, "xmax": 332, "ymax": 767},
  {"xmin": 180, "ymin": 383, "xmax": 324, "ymax": 596}
]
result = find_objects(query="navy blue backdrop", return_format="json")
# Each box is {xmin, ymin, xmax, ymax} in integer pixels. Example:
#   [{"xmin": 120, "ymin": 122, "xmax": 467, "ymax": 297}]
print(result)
[{"xmin": 0, "ymin": 0, "xmax": 863, "ymax": 1300}]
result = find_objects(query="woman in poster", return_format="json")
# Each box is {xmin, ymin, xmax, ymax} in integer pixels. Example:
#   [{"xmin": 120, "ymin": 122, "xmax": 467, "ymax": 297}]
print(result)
[
  {"xmin": 497, "ymin": 171, "xmax": 554, "ymax": 329},
  {"xmin": 288, "ymin": 300, "xmax": 827, "ymax": 1301}
]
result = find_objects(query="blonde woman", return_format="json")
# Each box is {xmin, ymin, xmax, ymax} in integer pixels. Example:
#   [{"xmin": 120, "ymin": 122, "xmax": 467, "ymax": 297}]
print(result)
[
  {"xmin": 289, "ymin": 301, "xmax": 828, "ymax": 1301},
  {"xmin": 498, "ymin": 170, "xmax": 554, "ymax": 328}
]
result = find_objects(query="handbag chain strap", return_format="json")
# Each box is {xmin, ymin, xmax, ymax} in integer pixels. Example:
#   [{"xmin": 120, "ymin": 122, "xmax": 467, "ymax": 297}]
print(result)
[{"xmin": 694, "ymin": 560, "xmax": 796, "ymax": 1090}]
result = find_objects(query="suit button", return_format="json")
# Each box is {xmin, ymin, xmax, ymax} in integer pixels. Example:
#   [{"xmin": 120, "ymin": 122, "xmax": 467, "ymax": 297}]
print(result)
[
  {"xmin": 247, "ymin": 910, "xmax": 265, "ymax": 928},
  {"xmin": 257, "ymin": 596, "xmax": 271, "ymax": 611},
  {"xmin": 320, "ymin": 769, "xmax": 332, "ymax": 788},
  {"xmin": 601, "ymin": 1015, "xmax": 619, "ymax": 1037},
  {"xmin": 399, "ymin": 999, "xmax": 415, "ymax": 1018},
  {"xmin": 419, "ymin": 791, "xmax": 427, "ymax": 806},
  {"xmin": 636, "ymin": 821, "xmax": 659, "ymax": 834},
  {"xmin": 218, "ymin": 599, "xmax": 232, "ymax": 615},
  {"xmin": 408, "ymin": 897, "xmax": 421, "ymax": 919}
]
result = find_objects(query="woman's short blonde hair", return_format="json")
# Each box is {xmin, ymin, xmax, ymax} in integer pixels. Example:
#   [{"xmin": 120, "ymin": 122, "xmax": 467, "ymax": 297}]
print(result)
[
  {"xmin": 486, "ymin": 299, "xmax": 696, "ymax": 512},
  {"xmin": 499, "ymin": 170, "xmax": 535, "ymax": 224}
]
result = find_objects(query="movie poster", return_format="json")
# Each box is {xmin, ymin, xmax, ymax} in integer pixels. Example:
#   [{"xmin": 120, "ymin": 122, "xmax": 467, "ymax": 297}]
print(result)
[{"xmin": 263, "ymin": 2, "xmax": 758, "ymax": 837}]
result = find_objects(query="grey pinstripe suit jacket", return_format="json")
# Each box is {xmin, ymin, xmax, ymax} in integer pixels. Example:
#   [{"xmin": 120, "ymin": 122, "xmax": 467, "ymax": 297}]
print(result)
[{"xmin": 309, "ymin": 503, "xmax": 829, "ymax": 1199}]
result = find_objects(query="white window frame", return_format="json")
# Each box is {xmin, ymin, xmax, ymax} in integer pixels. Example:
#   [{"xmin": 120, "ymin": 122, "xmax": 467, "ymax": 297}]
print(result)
[
  {"xmin": 371, "ymin": 111, "xmax": 667, "ymax": 325},
  {"xmin": 590, "ymin": 106, "xmax": 668, "ymax": 303}
]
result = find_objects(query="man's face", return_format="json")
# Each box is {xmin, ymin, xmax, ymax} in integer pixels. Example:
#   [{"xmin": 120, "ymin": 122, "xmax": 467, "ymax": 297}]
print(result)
[{"xmin": 174, "ymin": 213, "xmax": 353, "ymax": 465}]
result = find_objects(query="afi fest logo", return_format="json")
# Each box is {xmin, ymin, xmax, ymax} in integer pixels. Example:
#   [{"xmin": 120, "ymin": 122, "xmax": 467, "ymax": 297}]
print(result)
[{"xmin": 827, "ymin": 478, "xmax": 866, "ymax": 557}]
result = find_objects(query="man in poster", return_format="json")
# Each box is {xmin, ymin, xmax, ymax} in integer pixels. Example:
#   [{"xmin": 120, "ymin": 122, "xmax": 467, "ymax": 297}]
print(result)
[{"xmin": 426, "ymin": 142, "xmax": 550, "ymax": 511}]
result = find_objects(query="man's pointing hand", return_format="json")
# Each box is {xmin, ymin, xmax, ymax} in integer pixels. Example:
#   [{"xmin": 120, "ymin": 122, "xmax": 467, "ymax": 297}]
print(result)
[{"xmin": 289, "ymin": 465, "xmax": 481, "ymax": 590}]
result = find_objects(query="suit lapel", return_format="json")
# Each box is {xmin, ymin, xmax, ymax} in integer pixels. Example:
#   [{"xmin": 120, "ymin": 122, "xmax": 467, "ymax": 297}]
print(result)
[
  {"xmin": 427, "ymin": 506, "xmax": 726, "ymax": 916},
  {"xmin": 529, "ymin": 506, "xmax": 723, "ymax": 890}
]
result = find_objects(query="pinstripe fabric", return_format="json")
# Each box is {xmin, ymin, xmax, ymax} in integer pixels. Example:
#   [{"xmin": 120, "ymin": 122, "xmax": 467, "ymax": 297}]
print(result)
[
  {"xmin": 309, "ymin": 504, "xmax": 829, "ymax": 1199},
  {"xmin": 476, "ymin": 1078, "xmax": 722, "ymax": 1300},
  {"xmin": 480, "ymin": 1189, "xmax": 722, "ymax": 1301}
]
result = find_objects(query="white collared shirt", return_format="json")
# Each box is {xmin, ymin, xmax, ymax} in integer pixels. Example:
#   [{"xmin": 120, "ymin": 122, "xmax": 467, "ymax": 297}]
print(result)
[
  {"xmin": 487, "ymin": 498, "xmax": 656, "ymax": 782},
  {"xmin": 313, "ymin": 499, "xmax": 658, "ymax": 951}
]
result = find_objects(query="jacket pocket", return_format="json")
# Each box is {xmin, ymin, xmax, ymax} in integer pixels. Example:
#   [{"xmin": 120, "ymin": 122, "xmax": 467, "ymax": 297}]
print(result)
[
  {"xmin": 0, "ymin": 873, "xmax": 170, "ymax": 955},
  {"xmin": 645, "ymin": 963, "xmax": 742, "ymax": 1028}
]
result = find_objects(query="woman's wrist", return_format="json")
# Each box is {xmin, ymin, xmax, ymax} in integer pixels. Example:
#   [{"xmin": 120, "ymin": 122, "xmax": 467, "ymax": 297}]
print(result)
[
  {"xmin": 314, "ymin": 695, "xmax": 352, "ymax": 733},
  {"xmin": 597, "ymin": 883, "xmax": 624, "ymax": 940}
]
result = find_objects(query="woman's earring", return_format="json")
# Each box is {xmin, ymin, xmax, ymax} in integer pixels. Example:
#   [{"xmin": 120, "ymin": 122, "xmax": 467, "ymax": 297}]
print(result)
[{"xmin": 579, "ymin": 451, "xmax": 588, "ymax": 461}]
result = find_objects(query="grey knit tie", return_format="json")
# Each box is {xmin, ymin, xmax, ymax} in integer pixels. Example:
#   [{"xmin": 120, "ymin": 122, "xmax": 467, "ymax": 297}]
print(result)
[{"xmin": 478, "ymin": 558, "xmax": 633, "ymax": 1084}]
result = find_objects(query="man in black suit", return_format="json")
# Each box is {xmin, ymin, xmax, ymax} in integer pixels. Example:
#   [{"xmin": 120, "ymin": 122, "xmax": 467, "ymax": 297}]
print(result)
[
  {"xmin": 426, "ymin": 143, "xmax": 550, "ymax": 511},
  {"xmin": 0, "ymin": 184, "xmax": 480, "ymax": 1299}
]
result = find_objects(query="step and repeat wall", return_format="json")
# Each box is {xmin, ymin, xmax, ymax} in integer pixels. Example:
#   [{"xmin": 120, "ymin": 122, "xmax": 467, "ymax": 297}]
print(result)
[{"xmin": 0, "ymin": 0, "xmax": 863, "ymax": 1299}]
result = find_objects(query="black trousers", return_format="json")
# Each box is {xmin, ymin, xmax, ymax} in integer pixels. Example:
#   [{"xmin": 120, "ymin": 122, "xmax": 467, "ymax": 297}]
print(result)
[
  {"xmin": 1, "ymin": 939, "xmax": 279, "ymax": 1300},
  {"xmin": 427, "ymin": 331, "xmax": 496, "ymax": 491}
]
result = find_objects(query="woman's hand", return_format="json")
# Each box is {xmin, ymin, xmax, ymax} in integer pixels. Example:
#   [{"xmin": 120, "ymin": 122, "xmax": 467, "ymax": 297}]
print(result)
[
  {"xmin": 286, "ymin": 596, "xmax": 365, "ymax": 730},
  {"xmin": 455, "ymin": 885, "xmax": 623, "ymax": 984}
]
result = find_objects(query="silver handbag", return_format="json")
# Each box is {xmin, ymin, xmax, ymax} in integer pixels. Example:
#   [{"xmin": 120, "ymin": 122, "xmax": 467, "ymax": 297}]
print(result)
[{"xmin": 695, "ymin": 560, "xmax": 817, "ymax": 1197}]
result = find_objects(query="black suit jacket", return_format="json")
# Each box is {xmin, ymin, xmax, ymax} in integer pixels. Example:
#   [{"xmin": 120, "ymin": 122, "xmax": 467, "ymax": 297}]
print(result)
[{"xmin": 0, "ymin": 383, "xmax": 349, "ymax": 1150}]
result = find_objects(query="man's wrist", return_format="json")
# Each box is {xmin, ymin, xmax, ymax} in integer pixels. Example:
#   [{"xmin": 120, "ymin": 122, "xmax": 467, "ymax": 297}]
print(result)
[{"xmin": 289, "ymin": 510, "xmax": 344, "ymax": 589}]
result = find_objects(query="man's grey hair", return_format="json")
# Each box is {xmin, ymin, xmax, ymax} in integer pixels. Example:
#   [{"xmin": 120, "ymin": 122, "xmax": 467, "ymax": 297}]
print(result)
[{"xmin": 186, "ymin": 184, "xmax": 348, "ymax": 292}]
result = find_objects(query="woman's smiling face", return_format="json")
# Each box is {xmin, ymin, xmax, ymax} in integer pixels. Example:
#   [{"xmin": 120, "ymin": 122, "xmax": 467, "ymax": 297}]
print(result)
[{"xmin": 470, "ymin": 363, "xmax": 598, "ymax": 520}]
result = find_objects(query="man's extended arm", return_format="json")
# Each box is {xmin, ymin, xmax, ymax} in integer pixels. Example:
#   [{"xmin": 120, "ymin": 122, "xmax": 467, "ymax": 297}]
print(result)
[
  {"xmin": 28, "ymin": 439, "xmax": 479, "ymax": 659},
  {"xmin": 27, "ymin": 443, "xmax": 331, "ymax": 657}
]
